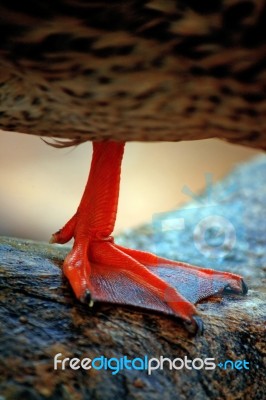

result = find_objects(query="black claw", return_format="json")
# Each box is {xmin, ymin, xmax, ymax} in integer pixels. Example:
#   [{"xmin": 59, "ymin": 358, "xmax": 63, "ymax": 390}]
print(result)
[
  {"xmin": 184, "ymin": 316, "xmax": 204, "ymax": 335},
  {"xmin": 241, "ymin": 279, "xmax": 248, "ymax": 295},
  {"xmin": 81, "ymin": 290, "xmax": 93, "ymax": 304}
]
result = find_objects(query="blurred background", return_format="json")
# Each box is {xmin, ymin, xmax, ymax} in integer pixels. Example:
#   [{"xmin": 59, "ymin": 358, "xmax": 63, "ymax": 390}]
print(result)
[{"xmin": 0, "ymin": 130, "xmax": 261, "ymax": 241}]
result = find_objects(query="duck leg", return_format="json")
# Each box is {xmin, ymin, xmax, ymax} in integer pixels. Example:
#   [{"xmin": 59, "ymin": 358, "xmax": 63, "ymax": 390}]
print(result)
[{"xmin": 51, "ymin": 141, "xmax": 247, "ymax": 332}]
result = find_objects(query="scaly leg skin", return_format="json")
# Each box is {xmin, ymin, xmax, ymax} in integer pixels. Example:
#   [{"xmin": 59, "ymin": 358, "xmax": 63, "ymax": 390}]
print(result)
[{"xmin": 51, "ymin": 141, "xmax": 248, "ymax": 334}]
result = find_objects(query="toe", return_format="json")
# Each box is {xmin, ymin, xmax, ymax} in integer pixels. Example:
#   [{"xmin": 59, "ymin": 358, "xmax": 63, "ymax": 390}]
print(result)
[
  {"xmin": 183, "ymin": 315, "xmax": 204, "ymax": 335},
  {"xmin": 222, "ymin": 278, "xmax": 248, "ymax": 295}
]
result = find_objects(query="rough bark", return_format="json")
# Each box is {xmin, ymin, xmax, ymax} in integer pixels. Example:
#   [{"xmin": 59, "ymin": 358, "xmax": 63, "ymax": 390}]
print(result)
[{"xmin": 0, "ymin": 155, "xmax": 265, "ymax": 400}]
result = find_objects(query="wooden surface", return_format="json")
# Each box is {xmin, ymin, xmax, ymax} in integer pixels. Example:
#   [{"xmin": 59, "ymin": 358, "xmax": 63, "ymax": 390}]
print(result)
[{"xmin": 0, "ymin": 155, "xmax": 265, "ymax": 400}]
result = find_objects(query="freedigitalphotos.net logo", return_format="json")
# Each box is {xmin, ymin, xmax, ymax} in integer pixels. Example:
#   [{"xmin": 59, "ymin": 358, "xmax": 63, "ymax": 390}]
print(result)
[
  {"xmin": 152, "ymin": 173, "xmax": 243, "ymax": 265},
  {"xmin": 53, "ymin": 354, "xmax": 250, "ymax": 375}
]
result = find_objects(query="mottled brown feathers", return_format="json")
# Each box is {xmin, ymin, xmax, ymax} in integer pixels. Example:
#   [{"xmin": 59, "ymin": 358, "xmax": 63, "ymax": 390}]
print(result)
[{"xmin": 0, "ymin": 0, "xmax": 265, "ymax": 149}]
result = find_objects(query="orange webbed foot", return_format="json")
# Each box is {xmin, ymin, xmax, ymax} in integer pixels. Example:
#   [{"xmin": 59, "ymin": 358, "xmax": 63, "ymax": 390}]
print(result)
[{"xmin": 51, "ymin": 141, "xmax": 248, "ymax": 334}]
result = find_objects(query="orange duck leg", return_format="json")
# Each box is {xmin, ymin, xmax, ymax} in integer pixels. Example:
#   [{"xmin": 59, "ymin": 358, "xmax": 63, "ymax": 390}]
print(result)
[{"xmin": 51, "ymin": 141, "xmax": 247, "ymax": 333}]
